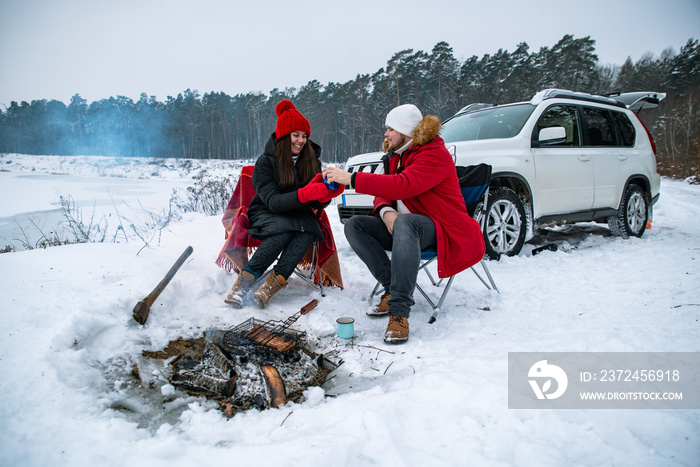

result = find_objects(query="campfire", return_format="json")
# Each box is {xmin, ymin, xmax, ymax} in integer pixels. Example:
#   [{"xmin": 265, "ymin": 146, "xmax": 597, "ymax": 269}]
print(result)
[{"xmin": 153, "ymin": 300, "xmax": 339, "ymax": 416}]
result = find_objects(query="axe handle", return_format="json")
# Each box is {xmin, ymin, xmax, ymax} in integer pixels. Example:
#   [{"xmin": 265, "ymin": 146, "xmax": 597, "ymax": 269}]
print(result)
[{"xmin": 142, "ymin": 246, "xmax": 194, "ymax": 307}]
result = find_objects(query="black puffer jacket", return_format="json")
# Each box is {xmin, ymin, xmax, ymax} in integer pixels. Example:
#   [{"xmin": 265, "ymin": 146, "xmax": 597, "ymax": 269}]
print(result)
[{"xmin": 247, "ymin": 133, "xmax": 328, "ymax": 241}]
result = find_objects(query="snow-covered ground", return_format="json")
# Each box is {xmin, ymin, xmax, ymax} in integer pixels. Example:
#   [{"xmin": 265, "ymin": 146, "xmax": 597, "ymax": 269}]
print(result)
[{"xmin": 0, "ymin": 153, "xmax": 698, "ymax": 466}]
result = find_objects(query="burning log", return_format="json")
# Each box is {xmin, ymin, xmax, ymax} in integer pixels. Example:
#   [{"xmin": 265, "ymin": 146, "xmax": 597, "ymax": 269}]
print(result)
[
  {"xmin": 171, "ymin": 369, "xmax": 237, "ymax": 398},
  {"xmin": 170, "ymin": 342, "xmax": 238, "ymax": 397},
  {"xmin": 261, "ymin": 365, "xmax": 287, "ymax": 408}
]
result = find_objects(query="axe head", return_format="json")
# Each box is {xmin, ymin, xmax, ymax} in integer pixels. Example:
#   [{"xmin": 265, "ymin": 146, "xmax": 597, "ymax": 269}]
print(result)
[{"xmin": 132, "ymin": 300, "xmax": 150, "ymax": 325}]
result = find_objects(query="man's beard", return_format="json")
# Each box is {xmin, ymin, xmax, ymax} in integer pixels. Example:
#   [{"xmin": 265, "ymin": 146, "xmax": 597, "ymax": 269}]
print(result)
[{"xmin": 387, "ymin": 135, "xmax": 410, "ymax": 152}]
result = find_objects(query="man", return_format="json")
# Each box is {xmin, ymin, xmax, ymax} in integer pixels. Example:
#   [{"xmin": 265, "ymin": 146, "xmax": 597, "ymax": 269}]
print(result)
[{"xmin": 323, "ymin": 104, "xmax": 485, "ymax": 343}]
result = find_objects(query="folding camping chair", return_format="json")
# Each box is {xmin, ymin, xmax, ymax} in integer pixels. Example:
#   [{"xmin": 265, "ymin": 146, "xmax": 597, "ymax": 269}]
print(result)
[{"xmin": 369, "ymin": 163, "xmax": 499, "ymax": 323}]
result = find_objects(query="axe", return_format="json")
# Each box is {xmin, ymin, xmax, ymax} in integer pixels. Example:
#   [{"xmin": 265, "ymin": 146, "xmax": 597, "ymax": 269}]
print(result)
[{"xmin": 133, "ymin": 246, "xmax": 193, "ymax": 325}]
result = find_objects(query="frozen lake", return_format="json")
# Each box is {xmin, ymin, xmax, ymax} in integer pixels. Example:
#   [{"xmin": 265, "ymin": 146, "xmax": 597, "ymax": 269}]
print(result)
[{"xmin": 0, "ymin": 171, "xmax": 189, "ymax": 250}]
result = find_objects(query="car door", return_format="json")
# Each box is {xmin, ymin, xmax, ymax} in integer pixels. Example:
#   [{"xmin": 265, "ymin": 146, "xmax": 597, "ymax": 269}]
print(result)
[
  {"xmin": 580, "ymin": 106, "xmax": 625, "ymax": 209},
  {"xmin": 530, "ymin": 104, "xmax": 594, "ymax": 216}
]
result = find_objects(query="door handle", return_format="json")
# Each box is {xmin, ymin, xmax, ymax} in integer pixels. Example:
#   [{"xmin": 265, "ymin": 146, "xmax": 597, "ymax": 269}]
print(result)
[
  {"xmin": 617, "ymin": 155, "xmax": 628, "ymax": 161},
  {"xmin": 578, "ymin": 155, "xmax": 591, "ymax": 161}
]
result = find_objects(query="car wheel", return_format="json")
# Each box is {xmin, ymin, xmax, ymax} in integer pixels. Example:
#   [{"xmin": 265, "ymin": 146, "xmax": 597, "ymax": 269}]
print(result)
[
  {"xmin": 484, "ymin": 187, "xmax": 527, "ymax": 259},
  {"xmin": 608, "ymin": 183, "xmax": 648, "ymax": 239}
]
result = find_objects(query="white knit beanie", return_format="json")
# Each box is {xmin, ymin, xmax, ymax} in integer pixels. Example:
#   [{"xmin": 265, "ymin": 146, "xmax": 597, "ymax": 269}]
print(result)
[{"xmin": 385, "ymin": 104, "xmax": 423, "ymax": 137}]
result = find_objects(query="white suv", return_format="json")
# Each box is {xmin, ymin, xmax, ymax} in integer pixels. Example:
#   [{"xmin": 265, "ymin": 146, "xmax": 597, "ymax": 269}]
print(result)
[{"xmin": 338, "ymin": 89, "xmax": 664, "ymax": 259}]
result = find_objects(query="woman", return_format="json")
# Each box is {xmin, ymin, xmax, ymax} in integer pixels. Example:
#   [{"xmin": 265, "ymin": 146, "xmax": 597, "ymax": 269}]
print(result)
[{"xmin": 225, "ymin": 100, "xmax": 343, "ymax": 308}]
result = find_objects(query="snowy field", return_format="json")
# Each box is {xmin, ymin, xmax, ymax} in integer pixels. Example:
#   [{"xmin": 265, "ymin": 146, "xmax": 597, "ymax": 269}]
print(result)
[{"xmin": 0, "ymin": 153, "xmax": 698, "ymax": 466}]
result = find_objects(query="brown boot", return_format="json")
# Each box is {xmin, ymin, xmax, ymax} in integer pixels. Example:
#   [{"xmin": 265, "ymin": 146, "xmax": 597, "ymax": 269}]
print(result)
[
  {"xmin": 366, "ymin": 292, "xmax": 391, "ymax": 316},
  {"xmin": 224, "ymin": 270, "xmax": 256, "ymax": 308},
  {"xmin": 384, "ymin": 315, "xmax": 409, "ymax": 344},
  {"xmin": 367, "ymin": 293, "xmax": 414, "ymax": 317},
  {"xmin": 253, "ymin": 272, "xmax": 287, "ymax": 308}
]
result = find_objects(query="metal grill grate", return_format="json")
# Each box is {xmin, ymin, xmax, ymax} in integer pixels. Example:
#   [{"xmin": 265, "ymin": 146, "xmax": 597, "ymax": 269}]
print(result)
[{"xmin": 224, "ymin": 318, "xmax": 306, "ymax": 353}]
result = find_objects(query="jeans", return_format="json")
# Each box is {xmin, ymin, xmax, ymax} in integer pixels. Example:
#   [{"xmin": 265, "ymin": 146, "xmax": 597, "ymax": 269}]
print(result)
[
  {"xmin": 344, "ymin": 214, "xmax": 437, "ymax": 318},
  {"xmin": 243, "ymin": 230, "xmax": 316, "ymax": 280}
]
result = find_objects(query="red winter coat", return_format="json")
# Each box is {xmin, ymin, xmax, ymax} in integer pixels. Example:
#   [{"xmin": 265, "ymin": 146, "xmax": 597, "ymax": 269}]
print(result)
[{"xmin": 353, "ymin": 116, "xmax": 485, "ymax": 278}]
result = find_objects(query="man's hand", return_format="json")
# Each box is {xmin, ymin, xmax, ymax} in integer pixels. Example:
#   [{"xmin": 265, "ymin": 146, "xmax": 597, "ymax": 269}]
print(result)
[
  {"xmin": 322, "ymin": 167, "xmax": 352, "ymax": 187},
  {"xmin": 382, "ymin": 210, "xmax": 399, "ymax": 234}
]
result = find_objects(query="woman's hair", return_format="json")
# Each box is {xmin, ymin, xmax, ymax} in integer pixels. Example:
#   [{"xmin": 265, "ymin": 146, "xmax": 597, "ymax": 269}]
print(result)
[{"xmin": 274, "ymin": 134, "xmax": 318, "ymax": 189}]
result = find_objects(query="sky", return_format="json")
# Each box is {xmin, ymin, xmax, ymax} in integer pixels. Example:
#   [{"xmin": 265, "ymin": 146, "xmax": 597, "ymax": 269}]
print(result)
[{"xmin": 1, "ymin": 0, "xmax": 699, "ymax": 108}]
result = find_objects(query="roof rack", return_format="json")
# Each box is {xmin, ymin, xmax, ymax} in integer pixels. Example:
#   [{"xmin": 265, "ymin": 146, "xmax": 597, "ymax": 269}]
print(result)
[
  {"xmin": 531, "ymin": 89, "xmax": 627, "ymax": 109},
  {"xmin": 454, "ymin": 103, "xmax": 495, "ymax": 116}
]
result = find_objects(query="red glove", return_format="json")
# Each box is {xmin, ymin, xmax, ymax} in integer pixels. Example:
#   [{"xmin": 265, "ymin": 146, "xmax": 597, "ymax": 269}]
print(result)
[
  {"xmin": 308, "ymin": 173, "xmax": 323, "ymax": 184},
  {"xmin": 298, "ymin": 182, "xmax": 329, "ymax": 203},
  {"xmin": 319, "ymin": 184, "xmax": 345, "ymax": 203}
]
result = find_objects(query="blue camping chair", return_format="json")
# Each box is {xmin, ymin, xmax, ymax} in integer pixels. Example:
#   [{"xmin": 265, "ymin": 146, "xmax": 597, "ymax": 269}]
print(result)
[{"xmin": 370, "ymin": 163, "xmax": 499, "ymax": 323}]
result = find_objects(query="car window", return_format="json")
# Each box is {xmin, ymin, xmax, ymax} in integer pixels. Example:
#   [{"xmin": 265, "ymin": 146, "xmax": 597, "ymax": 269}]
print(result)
[
  {"xmin": 441, "ymin": 103, "xmax": 535, "ymax": 143},
  {"xmin": 612, "ymin": 111, "xmax": 636, "ymax": 147},
  {"xmin": 534, "ymin": 104, "xmax": 580, "ymax": 146},
  {"xmin": 582, "ymin": 107, "xmax": 617, "ymax": 146}
]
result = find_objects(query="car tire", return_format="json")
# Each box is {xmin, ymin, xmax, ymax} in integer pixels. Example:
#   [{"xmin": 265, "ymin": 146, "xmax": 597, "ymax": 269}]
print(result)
[
  {"xmin": 608, "ymin": 183, "xmax": 648, "ymax": 239},
  {"xmin": 484, "ymin": 187, "xmax": 527, "ymax": 259}
]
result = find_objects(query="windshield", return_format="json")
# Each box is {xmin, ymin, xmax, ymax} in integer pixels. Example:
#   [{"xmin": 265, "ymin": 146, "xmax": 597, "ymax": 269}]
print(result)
[{"xmin": 441, "ymin": 103, "xmax": 536, "ymax": 143}]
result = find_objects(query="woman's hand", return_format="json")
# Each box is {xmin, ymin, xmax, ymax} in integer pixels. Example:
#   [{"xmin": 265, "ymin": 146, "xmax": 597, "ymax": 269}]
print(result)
[
  {"xmin": 319, "ymin": 184, "xmax": 345, "ymax": 203},
  {"xmin": 297, "ymin": 180, "xmax": 329, "ymax": 203},
  {"xmin": 307, "ymin": 173, "xmax": 324, "ymax": 185}
]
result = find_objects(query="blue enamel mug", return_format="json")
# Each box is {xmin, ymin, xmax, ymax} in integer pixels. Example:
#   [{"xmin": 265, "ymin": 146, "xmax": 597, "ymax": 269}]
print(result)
[{"xmin": 336, "ymin": 317, "xmax": 354, "ymax": 339}]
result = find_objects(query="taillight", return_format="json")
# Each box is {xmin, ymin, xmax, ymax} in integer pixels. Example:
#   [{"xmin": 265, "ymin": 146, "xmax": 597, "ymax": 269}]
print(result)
[{"xmin": 633, "ymin": 113, "xmax": 657, "ymax": 155}]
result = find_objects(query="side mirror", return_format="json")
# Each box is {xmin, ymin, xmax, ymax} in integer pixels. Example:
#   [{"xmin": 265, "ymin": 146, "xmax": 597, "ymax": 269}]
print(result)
[{"xmin": 537, "ymin": 126, "xmax": 567, "ymax": 146}]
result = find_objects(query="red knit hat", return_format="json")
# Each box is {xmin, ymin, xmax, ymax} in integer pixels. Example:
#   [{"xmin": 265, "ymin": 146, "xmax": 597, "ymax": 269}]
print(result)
[{"xmin": 275, "ymin": 100, "xmax": 310, "ymax": 140}]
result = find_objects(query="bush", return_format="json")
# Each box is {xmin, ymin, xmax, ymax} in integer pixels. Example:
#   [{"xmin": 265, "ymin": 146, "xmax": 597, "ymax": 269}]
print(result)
[{"xmin": 175, "ymin": 175, "xmax": 234, "ymax": 216}]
